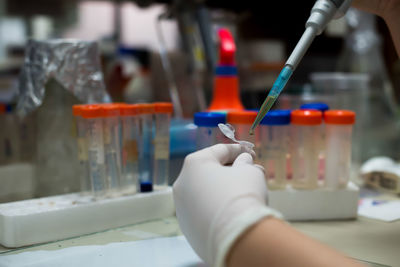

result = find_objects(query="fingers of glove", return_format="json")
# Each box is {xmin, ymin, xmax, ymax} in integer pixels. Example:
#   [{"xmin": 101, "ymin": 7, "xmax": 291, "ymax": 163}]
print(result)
[
  {"xmin": 193, "ymin": 144, "xmax": 244, "ymax": 165},
  {"xmin": 232, "ymin": 152, "xmax": 254, "ymax": 167},
  {"xmin": 253, "ymin": 163, "xmax": 266, "ymax": 175}
]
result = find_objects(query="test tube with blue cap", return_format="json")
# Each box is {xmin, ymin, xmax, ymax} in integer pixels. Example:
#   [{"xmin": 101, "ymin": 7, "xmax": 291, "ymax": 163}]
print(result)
[
  {"xmin": 259, "ymin": 110, "xmax": 291, "ymax": 189},
  {"xmin": 194, "ymin": 112, "xmax": 226, "ymax": 150}
]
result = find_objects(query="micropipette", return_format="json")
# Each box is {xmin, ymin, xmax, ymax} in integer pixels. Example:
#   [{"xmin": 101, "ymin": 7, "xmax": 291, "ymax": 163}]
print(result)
[{"xmin": 249, "ymin": 0, "xmax": 352, "ymax": 135}]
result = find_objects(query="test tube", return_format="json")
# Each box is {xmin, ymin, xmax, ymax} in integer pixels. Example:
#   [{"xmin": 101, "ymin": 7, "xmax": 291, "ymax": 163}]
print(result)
[
  {"xmin": 259, "ymin": 110, "xmax": 291, "ymax": 189},
  {"xmin": 72, "ymin": 105, "xmax": 90, "ymax": 193},
  {"xmin": 194, "ymin": 112, "xmax": 226, "ymax": 150},
  {"xmin": 101, "ymin": 104, "xmax": 122, "ymax": 194},
  {"xmin": 290, "ymin": 110, "xmax": 322, "ymax": 189},
  {"xmin": 153, "ymin": 102, "xmax": 173, "ymax": 189},
  {"xmin": 80, "ymin": 105, "xmax": 106, "ymax": 197},
  {"xmin": 137, "ymin": 103, "xmax": 155, "ymax": 192},
  {"xmin": 301, "ymin": 102, "xmax": 330, "ymax": 180},
  {"xmin": 119, "ymin": 104, "xmax": 140, "ymax": 194},
  {"xmin": 324, "ymin": 110, "xmax": 356, "ymax": 189},
  {"xmin": 226, "ymin": 110, "xmax": 258, "ymax": 152}
]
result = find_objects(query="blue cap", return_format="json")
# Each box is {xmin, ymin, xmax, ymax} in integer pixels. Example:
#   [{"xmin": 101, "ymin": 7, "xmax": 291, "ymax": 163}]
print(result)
[
  {"xmin": 194, "ymin": 112, "xmax": 226, "ymax": 127},
  {"xmin": 260, "ymin": 110, "xmax": 291, "ymax": 125},
  {"xmin": 300, "ymin": 102, "xmax": 329, "ymax": 112},
  {"xmin": 140, "ymin": 181, "xmax": 153, "ymax": 192},
  {"xmin": 215, "ymin": 65, "xmax": 237, "ymax": 76}
]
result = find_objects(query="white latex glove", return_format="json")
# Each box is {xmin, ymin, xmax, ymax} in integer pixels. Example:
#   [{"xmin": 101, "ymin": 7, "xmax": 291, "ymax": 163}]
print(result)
[{"xmin": 173, "ymin": 144, "xmax": 282, "ymax": 267}]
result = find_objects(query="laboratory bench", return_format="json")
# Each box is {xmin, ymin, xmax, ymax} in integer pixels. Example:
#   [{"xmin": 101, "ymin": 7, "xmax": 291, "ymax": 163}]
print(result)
[{"xmin": 0, "ymin": 214, "xmax": 399, "ymax": 267}]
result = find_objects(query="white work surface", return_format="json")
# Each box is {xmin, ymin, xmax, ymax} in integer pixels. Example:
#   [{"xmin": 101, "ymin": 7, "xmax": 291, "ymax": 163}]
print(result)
[{"xmin": 0, "ymin": 214, "xmax": 399, "ymax": 267}]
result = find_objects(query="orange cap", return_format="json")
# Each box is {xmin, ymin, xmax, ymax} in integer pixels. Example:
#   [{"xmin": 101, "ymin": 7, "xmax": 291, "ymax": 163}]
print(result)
[
  {"xmin": 72, "ymin": 105, "xmax": 84, "ymax": 116},
  {"xmin": 80, "ymin": 104, "xmax": 103, "ymax": 119},
  {"xmin": 227, "ymin": 110, "xmax": 257, "ymax": 124},
  {"xmin": 101, "ymin": 104, "xmax": 120, "ymax": 117},
  {"xmin": 0, "ymin": 104, "xmax": 6, "ymax": 114},
  {"xmin": 324, "ymin": 110, "xmax": 355, "ymax": 125},
  {"xmin": 137, "ymin": 103, "xmax": 155, "ymax": 114},
  {"xmin": 119, "ymin": 104, "xmax": 140, "ymax": 116},
  {"xmin": 291, "ymin": 110, "xmax": 322, "ymax": 125},
  {"xmin": 154, "ymin": 102, "xmax": 173, "ymax": 114}
]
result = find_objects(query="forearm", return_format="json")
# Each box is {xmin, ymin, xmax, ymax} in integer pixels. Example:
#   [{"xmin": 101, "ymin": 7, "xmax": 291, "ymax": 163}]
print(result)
[{"xmin": 227, "ymin": 217, "xmax": 365, "ymax": 267}]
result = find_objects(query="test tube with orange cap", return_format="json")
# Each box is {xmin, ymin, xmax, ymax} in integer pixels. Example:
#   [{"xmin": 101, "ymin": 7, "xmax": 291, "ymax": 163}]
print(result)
[
  {"xmin": 72, "ymin": 104, "xmax": 90, "ymax": 193},
  {"xmin": 120, "ymin": 104, "xmax": 140, "ymax": 193},
  {"xmin": 324, "ymin": 110, "xmax": 356, "ymax": 189},
  {"xmin": 101, "ymin": 104, "xmax": 122, "ymax": 194},
  {"xmin": 80, "ymin": 104, "xmax": 106, "ymax": 197},
  {"xmin": 137, "ymin": 103, "xmax": 155, "ymax": 192},
  {"xmin": 290, "ymin": 110, "xmax": 322, "ymax": 189},
  {"xmin": 153, "ymin": 102, "xmax": 173, "ymax": 188},
  {"xmin": 226, "ymin": 110, "xmax": 258, "ymax": 152}
]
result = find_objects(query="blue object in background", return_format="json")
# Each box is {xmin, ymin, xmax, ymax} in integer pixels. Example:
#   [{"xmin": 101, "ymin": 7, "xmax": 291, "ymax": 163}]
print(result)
[
  {"xmin": 260, "ymin": 110, "xmax": 291, "ymax": 126},
  {"xmin": 194, "ymin": 112, "xmax": 226, "ymax": 127},
  {"xmin": 300, "ymin": 102, "xmax": 329, "ymax": 112}
]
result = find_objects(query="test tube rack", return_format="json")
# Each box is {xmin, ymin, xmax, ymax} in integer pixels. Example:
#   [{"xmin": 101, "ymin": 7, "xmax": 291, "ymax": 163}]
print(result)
[
  {"xmin": 0, "ymin": 187, "xmax": 174, "ymax": 248},
  {"xmin": 268, "ymin": 182, "xmax": 359, "ymax": 221}
]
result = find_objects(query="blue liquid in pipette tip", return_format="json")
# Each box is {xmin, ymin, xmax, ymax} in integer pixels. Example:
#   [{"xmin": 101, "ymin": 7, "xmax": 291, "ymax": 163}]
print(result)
[{"xmin": 249, "ymin": 66, "xmax": 293, "ymax": 135}]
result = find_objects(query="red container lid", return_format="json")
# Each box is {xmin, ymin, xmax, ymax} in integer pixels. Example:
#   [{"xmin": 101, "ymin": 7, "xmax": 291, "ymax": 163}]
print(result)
[
  {"xmin": 80, "ymin": 104, "xmax": 103, "ymax": 119},
  {"xmin": 119, "ymin": 104, "xmax": 140, "ymax": 116},
  {"xmin": 291, "ymin": 110, "xmax": 322, "ymax": 125},
  {"xmin": 137, "ymin": 103, "xmax": 155, "ymax": 114},
  {"xmin": 227, "ymin": 110, "xmax": 257, "ymax": 124},
  {"xmin": 101, "ymin": 104, "xmax": 120, "ymax": 117},
  {"xmin": 154, "ymin": 102, "xmax": 173, "ymax": 114},
  {"xmin": 324, "ymin": 110, "xmax": 355, "ymax": 125},
  {"xmin": 72, "ymin": 105, "xmax": 84, "ymax": 116}
]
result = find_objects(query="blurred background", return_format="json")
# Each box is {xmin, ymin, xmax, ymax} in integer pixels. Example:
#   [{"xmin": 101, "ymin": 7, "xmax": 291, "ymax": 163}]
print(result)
[{"xmin": 1, "ymin": 0, "xmax": 400, "ymax": 201}]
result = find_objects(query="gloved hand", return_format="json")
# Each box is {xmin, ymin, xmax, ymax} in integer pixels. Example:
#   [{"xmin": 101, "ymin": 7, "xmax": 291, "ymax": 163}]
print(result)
[{"xmin": 173, "ymin": 144, "xmax": 282, "ymax": 267}]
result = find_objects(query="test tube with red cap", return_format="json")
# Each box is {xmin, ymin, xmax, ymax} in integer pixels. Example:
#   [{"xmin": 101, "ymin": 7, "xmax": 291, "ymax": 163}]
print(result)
[
  {"xmin": 290, "ymin": 110, "xmax": 323, "ymax": 189},
  {"xmin": 226, "ymin": 110, "xmax": 258, "ymax": 153},
  {"xmin": 72, "ymin": 105, "xmax": 90, "ymax": 193},
  {"xmin": 80, "ymin": 105, "xmax": 106, "ymax": 197},
  {"xmin": 137, "ymin": 103, "xmax": 155, "ymax": 192},
  {"xmin": 324, "ymin": 110, "xmax": 356, "ymax": 189},
  {"xmin": 153, "ymin": 102, "xmax": 173, "ymax": 188},
  {"xmin": 101, "ymin": 104, "xmax": 122, "ymax": 194},
  {"xmin": 120, "ymin": 104, "xmax": 140, "ymax": 193}
]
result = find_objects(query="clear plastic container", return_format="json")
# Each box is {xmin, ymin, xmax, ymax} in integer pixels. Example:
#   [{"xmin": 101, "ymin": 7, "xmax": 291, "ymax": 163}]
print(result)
[
  {"xmin": 101, "ymin": 104, "xmax": 122, "ymax": 194},
  {"xmin": 72, "ymin": 105, "xmax": 90, "ymax": 193},
  {"xmin": 290, "ymin": 110, "xmax": 322, "ymax": 189},
  {"xmin": 194, "ymin": 112, "xmax": 226, "ymax": 150},
  {"xmin": 226, "ymin": 110, "xmax": 258, "ymax": 153},
  {"xmin": 153, "ymin": 102, "xmax": 173, "ymax": 189},
  {"xmin": 324, "ymin": 110, "xmax": 356, "ymax": 189},
  {"xmin": 259, "ymin": 110, "xmax": 291, "ymax": 189},
  {"xmin": 119, "ymin": 104, "xmax": 140, "ymax": 194},
  {"xmin": 300, "ymin": 102, "xmax": 330, "ymax": 181},
  {"xmin": 81, "ymin": 105, "xmax": 106, "ymax": 198},
  {"xmin": 138, "ymin": 103, "xmax": 155, "ymax": 192}
]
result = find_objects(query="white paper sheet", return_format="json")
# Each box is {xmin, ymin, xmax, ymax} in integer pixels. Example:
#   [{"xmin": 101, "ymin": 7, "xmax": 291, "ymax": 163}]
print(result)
[
  {"xmin": 358, "ymin": 198, "xmax": 400, "ymax": 222},
  {"xmin": 0, "ymin": 236, "xmax": 206, "ymax": 267}
]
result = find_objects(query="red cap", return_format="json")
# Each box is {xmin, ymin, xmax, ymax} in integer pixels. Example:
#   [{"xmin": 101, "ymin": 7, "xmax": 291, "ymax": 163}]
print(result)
[
  {"xmin": 154, "ymin": 102, "xmax": 173, "ymax": 114},
  {"xmin": 227, "ymin": 110, "xmax": 257, "ymax": 124},
  {"xmin": 101, "ymin": 104, "xmax": 120, "ymax": 117},
  {"xmin": 80, "ymin": 104, "xmax": 104, "ymax": 119},
  {"xmin": 0, "ymin": 104, "xmax": 6, "ymax": 114},
  {"xmin": 119, "ymin": 104, "xmax": 140, "ymax": 116},
  {"xmin": 218, "ymin": 28, "xmax": 235, "ymax": 65},
  {"xmin": 291, "ymin": 110, "xmax": 322, "ymax": 125},
  {"xmin": 72, "ymin": 105, "xmax": 84, "ymax": 116},
  {"xmin": 137, "ymin": 103, "xmax": 155, "ymax": 114},
  {"xmin": 324, "ymin": 110, "xmax": 355, "ymax": 125}
]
